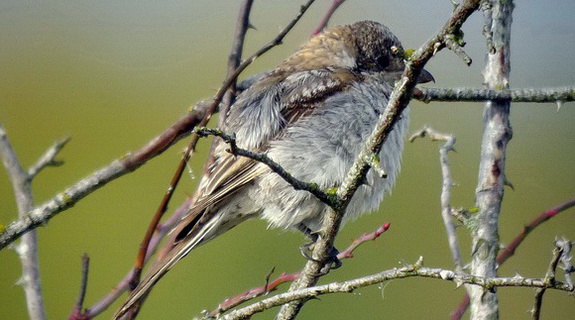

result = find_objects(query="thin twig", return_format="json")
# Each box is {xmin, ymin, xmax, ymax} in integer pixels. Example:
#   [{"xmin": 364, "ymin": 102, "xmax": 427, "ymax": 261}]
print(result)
[
  {"xmin": 312, "ymin": 0, "xmax": 347, "ymax": 35},
  {"xmin": 195, "ymin": 128, "xmax": 335, "ymax": 206},
  {"xmin": 221, "ymin": 0, "xmax": 255, "ymax": 117},
  {"xmin": 409, "ymin": 127, "xmax": 464, "ymax": 273},
  {"xmin": 68, "ymin": 254, "xmax": 90, "ymax": 320},
  {"xmin": 0, "ymin": 109, "xmax": 206, "ymax": 250},
  {"xmin": 79, "ymin": 197, "xmax": 195, "ymax": 318},
  {"xmin": 204, "ymin": 0, "xmax": 256, "ymax": 177},
  {"xmin": 531, "ymin": 242, "xmax": 563, "ymax": 320},
  {"xmin": 444, "ymin": 33, "xmax": 472, "ymax": 66},
  {"xmin": 27, "ymin": 137, "xmax": 70, "ymax": 179}
]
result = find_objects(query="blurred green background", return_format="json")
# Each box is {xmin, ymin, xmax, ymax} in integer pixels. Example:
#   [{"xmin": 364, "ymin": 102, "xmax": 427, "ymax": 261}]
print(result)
[{"xmin": 1, "ymin": 0, "xmax": 574, "ymax": 319}]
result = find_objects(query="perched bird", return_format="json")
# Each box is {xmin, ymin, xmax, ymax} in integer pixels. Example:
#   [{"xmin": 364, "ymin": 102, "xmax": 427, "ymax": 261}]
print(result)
[{"xmin": 116, "ymin": 20, "xmax": 433, "ymax": 318}]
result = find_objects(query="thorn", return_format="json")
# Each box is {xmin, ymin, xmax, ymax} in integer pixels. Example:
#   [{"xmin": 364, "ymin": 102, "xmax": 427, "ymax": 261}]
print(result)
[
  {"xmin": 504, "ymin": 176, "xmax": 515, "ymax": 190},
  {"xmin": 556, "ymin": 100, "xmax": 563, "ymax": 112}
]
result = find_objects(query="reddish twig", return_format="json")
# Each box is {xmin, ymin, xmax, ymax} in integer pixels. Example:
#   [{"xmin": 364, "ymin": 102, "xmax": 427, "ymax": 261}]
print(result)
[
  {"xmin": 129, "ymin": 0, "xmax": 314, "ymax": 289},
  {"xmin": 337, "ymin": 223, "xmax": 391, "ymax": 259},
  {"xmin": 129, "ymin": 0, "xmax": 313, "ymax": 291},
  {"xmin": 312, "ymin": 0, "xmax": 347, "ymax": 35},
  {"xmin": 450, "ymin": 197, "xmax": 575, "ymax": 320},
  {"xmin": 204, "ymin": 0, "xmax": 255, "ymax": 179},
  {"xmin": 68, "ymin": 254, "xmax": 90, "ymax": 320},
  {"xmin": 129, "ymin": 138, "xmax": 196, "ymax": 289},
  {"xmin": 208, "ymin": 223, "xmax": 390, "ymax": 317}
]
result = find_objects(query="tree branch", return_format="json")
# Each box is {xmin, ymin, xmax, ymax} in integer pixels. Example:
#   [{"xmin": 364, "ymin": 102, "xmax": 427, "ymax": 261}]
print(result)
[
  {"xmin": 204, "ymin": 223, "xmax": 390, "ymax": 318},
  {"xmin": 414, "ymin": 87, "xmax": 575, "ymax": 103},
  {"xmin": 27, "ymin": 137, "xmax": 70, "ymax": 179},
  {"xmin": 470, "ymin": 1, "xmax": 514, "ymax": 318},
  {"xmin": 68, "ymin": 254, "xmax": 90, "ymax": 320},
  {"xmin": 409, "ymin": 127, "xmax": 465, "ymax": 274},
  {"xmin": 0, "ymin": 124, "xmax": 47, "ymax": 320},
  {"xmin": 0, "ymin": 110, "xmax": 205, "ymax": 251},
  {"xmin": 195, "ymin": 128, "xmax": 335, "ymax": 207},
  {"xmin": 224, "ymin": 257, "xmax": 574, "ymax": 320},
  {"xmin": 451, "ymin": 197, "xmax": 575, "ymax": 320},
  {"xmin": 277, "ymin": 1, "xmax": 483, "ymax": 319}
]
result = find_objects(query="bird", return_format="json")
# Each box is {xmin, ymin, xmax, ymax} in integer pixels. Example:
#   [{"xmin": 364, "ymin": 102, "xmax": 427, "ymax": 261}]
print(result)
[{"xmin": 115, "ymin": 20, "xmax": 433, "ymax": 319}]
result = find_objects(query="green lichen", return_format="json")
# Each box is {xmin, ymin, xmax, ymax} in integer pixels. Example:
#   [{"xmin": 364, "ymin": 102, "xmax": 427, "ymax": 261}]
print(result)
[
  {"xmin": 403, "ymin": 48, "xmax": 415, "ymax": 60},
  {"xmin": 0, "ymin": 224, "xmax": 6, "ymax": 234},
  {"xmin": 61, "ymin": 192, "xmax": 72, "ymax": 204},
  {"xmin": 325, "ymin": 187, "xmax": 338, "ymax": 195},
  {"xmin": 468, "ymin": 207, "xmax": 480, "ymax": 214}
]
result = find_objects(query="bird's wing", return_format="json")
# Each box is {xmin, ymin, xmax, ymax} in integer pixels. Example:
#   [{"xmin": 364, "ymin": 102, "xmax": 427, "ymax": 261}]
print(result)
[
  {"xmin": 280, "ymin": 68, "xmax": 362, "ymax": 122},
  {"xmin": 114, "ymin": 67, "xmax": 362, "ymax": 319}
]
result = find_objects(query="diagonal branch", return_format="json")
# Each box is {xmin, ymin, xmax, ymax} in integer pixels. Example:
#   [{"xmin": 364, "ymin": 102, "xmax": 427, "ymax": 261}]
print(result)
[
  {"xmin": 195, "ymin": 128, "xmax": 335, "ymax": 206},
  {"xmin": 27, "ymin": 137, "xmax": 70, "ymax": 179},
  {"xmin": 277, "ymin": 1, "xmax": 483, "ymax": 319},
  {"xmin": 0, "ymin": 110, "xmax": 204, "ymax": 251},
  {"xmin": 0, "ymin": 0, "xmax": 318, "ymax": 252}
]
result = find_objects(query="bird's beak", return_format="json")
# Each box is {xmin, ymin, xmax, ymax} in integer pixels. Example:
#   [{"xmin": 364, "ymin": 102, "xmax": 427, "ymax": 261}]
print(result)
[{"xmin": 417, "ymin": 68, "xmax": 435, "ymax": 84}]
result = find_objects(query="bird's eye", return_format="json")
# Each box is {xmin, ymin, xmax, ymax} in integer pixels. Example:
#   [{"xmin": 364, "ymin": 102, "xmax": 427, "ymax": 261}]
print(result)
[{"xmin": 376, "ymin": 55, "xmax": 390, "ymax": 69}]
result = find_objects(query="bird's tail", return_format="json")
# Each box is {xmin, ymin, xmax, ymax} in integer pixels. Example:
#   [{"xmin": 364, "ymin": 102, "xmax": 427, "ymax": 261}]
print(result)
[{"xmin": 114, "ymin": 217, "xmax": 222, "ymax": 319}]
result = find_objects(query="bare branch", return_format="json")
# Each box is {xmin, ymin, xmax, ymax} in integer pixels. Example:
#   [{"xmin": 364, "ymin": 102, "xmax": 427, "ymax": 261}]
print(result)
[
  {"xmin": 195, "ymin": 128, "xmax": 335, "ymax": 206},
  {"xmin": 414, "ymin": 87, "xmax": 575, "ymax": 103},
  {"xmin": 409, "ymin": 127, "xmax": 464, "ymax": 274},
  {"xmin": 27, "ymin": 137, "xmax": 70, "ymax": 179},
  {"xmin": 68, "ymin": 254, "xmax": 90, "ymax": 320},
  {"xmin": 470, "ymin": 1, "xmax": 514, "ymax": 318},
  {"xmin": 531, "ymin": 242, "xmax": 564, "ymax": 320},
  {"xmin": 205, "ymin": 223, "xmax": 390, "ymax": 318},
  {"xmin": 221, "ymin": 0, "xmax": 255, "ymax": 116},
  {"xmin": 444, "ymin": 33, "xmax": 472, "ymax": 66},
  {"xmin": 0, "ymin": 124, "xmax": 46, "ymax": 320},
  {"xmin": 277, "ymin": 1, "xmax": 484, "ymax": 318},
  {"xmin": 204, "ymin": 0, "xmax": 256, "ymax": 178},
  {"xmin": 0, "ymin": 110, "xmax": 205, "ymax": 250},
  {"xmin": 224, "ymin": 257, "xmax": 574, "ymax": 320}
]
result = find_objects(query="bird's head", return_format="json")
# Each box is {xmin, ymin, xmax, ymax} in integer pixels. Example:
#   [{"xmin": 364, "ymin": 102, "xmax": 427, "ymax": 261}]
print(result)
[{"xmin": 280, "ymin": 20, "xmax": 433, "ymax": 83}]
